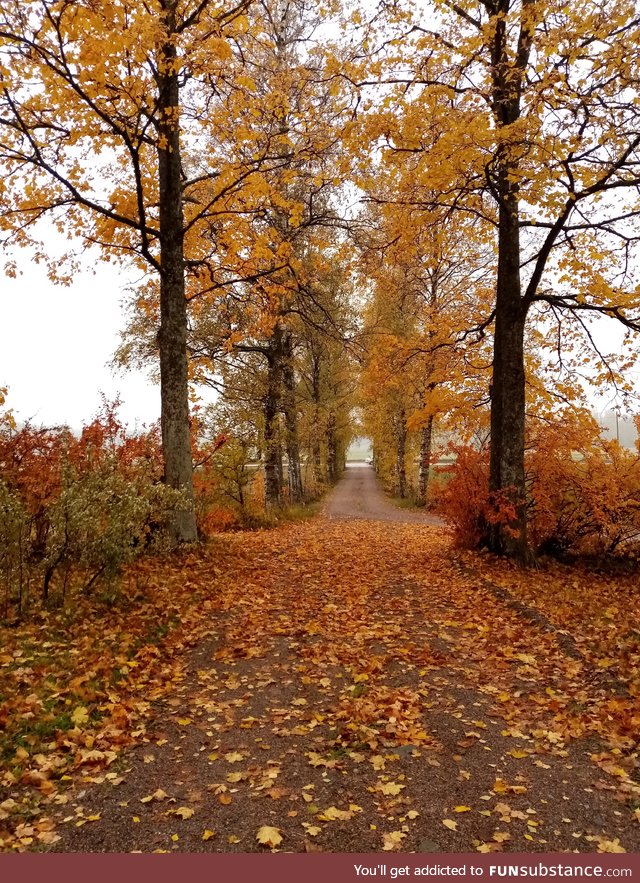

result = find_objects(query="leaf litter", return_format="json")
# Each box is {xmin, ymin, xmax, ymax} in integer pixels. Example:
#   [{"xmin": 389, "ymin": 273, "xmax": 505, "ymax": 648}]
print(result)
[{"xmin": 1, "ymin": 518, "xmax": 639, "ymax": 852}]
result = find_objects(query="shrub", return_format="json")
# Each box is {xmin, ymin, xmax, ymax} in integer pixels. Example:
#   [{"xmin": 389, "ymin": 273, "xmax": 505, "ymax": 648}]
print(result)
[
  {"xmin": 0, "ymin": 398, "xmax": 186, "ymax": 616},
  {"xmin": 435, "ymin": 412, "xmax": 640, "ymax": 559},
  {"xmin": 433, "ymin": 445, "xmax": 517, "ymax": 549},
  {"xmin": 527, "ymin": 417, "xmax": 640, "ymax": 558}
]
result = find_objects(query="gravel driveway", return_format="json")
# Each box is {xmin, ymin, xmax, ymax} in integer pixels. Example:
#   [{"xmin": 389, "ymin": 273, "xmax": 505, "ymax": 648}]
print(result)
[{"xmin": 323, "ymin": 464, "xmax": 444, "ymax": 525}]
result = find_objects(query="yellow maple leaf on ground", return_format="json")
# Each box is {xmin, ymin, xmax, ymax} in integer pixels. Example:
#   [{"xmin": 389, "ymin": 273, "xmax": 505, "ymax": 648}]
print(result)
[
  {"xmin": 256, "ymin": 825, "xmax": 282, "ymax": 848},
  {"xmin": 375, "ymin": 781, "xmax": 404, "ymax": 796},
  {"xmin": 224, "ymin": 751, "xmax": 244, "ymax": 763},
  {"xmin": 596, "ymin": 838, "xmax": 626, "ymax": 853},
  {"xmin": 382, "ymin": 831, "xmax": 406, "ymax": 851},
  {"xmin": 71, "ymin": 706, "xmax": 89, "ymax": 726}
]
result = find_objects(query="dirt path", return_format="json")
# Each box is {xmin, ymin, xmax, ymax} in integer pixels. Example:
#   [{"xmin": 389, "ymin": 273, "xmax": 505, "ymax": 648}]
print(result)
[
  {"xmin": 45, "ymin": 475, "xmax": 638, "ymax": 854},
  {"xmin": 324, "ymin": 464, "xmax": 443, "ymax": 525}
]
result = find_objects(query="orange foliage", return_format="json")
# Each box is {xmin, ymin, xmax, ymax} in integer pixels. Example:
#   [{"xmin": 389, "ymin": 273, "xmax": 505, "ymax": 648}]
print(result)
[
  {"xmin": 433, "ymin": 446, "xmax": 517, "ymax": 549},
  {"xmin": 436, "ymin": 414, "xmax": 640, "ymax": 558}
]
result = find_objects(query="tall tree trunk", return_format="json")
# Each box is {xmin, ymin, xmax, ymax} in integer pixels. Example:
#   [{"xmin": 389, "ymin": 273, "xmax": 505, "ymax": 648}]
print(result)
[
  {"xmin": 264, "ymin": 346, "xmax": 282, "ymax": 508},
  {"xmin": 395, "ymin": 409, "xmax": 407, "ymax": 499},
  {"xmin": 326, "ymin": 412, "xmax": 338, "ymax": 483},
  {"xmin": 488, "ymin": 165, "xmax": 530, "ymax": 561},
  {"xmin": 282, "ymin": 331, "xmax": 303, "ymax": 503},
  {"xmin": 311, "ymin": 359, "xmax": 324, "ymax": 484},
  {"xmin": 419, "ymin": 415, "xmax": 434, "ymax": 505},
  {"xmin": 157, "ymin": 7, "xmax": 197, "ymax": 543},
  {"xmin": 486, "ymin": 4, "xmax": 534, "ymax": 563}
]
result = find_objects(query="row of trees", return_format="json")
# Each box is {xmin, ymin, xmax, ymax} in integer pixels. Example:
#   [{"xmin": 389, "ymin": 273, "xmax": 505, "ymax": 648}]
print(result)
[{"xmin": 2, "ymin": 0, "xmax": 640, "ymax": 561}]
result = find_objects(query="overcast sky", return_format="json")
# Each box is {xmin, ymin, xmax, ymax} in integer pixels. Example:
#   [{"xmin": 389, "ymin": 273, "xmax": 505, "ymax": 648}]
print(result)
[{"xmin": 1, "ymin": 254, "xmax": 161, "ymax": 430}]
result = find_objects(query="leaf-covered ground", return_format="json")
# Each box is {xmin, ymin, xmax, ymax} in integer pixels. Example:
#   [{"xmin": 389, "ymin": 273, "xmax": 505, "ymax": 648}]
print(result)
[{"xmin": 1, "ymin": 517, "xmax": 639, "ymax": 853}]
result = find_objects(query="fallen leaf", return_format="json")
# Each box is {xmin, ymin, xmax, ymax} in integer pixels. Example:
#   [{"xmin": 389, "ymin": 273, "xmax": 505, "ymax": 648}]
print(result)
[
  {"xmin": 256, "ymin": 825, "xmax": 283, "ymax": 848},
  {"xmin": 382, "ymin": 831, "xmax": 406, "ymax": 851}
]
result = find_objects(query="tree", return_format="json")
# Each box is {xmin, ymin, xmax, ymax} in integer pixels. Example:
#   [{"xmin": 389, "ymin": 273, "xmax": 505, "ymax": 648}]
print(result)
[
  {"xmin": 0, "ymin": 0, "xmax": 255, "ymax": 542},
  {"xmin": 359, "ymin": 0, "xmax": 640, "ymax": 560},
  {"xmin": 178, "ymin": 0, "xmax": 355, "ymax": 506},
  {"xmin": 357, "ymin": 189, "xmax": 494, "ymax": 503}
]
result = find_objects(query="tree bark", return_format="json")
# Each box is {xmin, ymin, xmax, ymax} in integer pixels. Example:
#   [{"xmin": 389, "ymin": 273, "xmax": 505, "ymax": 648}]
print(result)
[
  {"xmin": 395, "ymin": 409, "xmax": 407, "ymax": 499},
  {"xmin": 419, "ymin": 415, "xmax": 434, "ymax": 504},
  {"xmin": 310, "ymin": 356, "xmax": 324, "ymax": 484},
  {"xmin": 263, "ymin": 342, "xmax": 282, "ymax": 508},
  {"xmin": 326, "ymin": 412, "xmax": 338, "ymax": 483},
  {"xmin": 282, "ymin": 331, "xmax": 304, "ymax": 503},
  {"xmin": 486, "ymin": 0, "xmax": 533, "ymax": 563},
  {"xmin": 157, "ymin": 5, "xmax": 197, "ymax": 543},
  {"xmin": 488, "ymin": 201, "xmax": 529, "ymax": 559}
]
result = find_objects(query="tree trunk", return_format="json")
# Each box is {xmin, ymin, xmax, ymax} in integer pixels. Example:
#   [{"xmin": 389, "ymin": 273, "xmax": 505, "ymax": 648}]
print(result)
[
  {"xmin": 486, "ymin": 7, "xmax": 534, "ymax": 564},
  {"xmin": 395, "ymin": 409, "xmax": 407, "ymax": 499},
  {"xmin": 310, "ymin": 359, "xmax": 324, "ymax": 484},
  {"xmin": 157, "ymin": 7, "xmax": 197, "ymax": 543},
  {"xmin": 326, "ymin": 412, "xmax": 338, "ymax": 483},
  {"xmin": 263, "ymin": 347, "xmax": 282, "ymax": 508},
  {"xmin": 419, "ymin": 415, "xmax": 434, "ymax": 504},
  {"xmin": 488, "ymin": 166, "xmax": 531, "ymax": 561},
  {"xmin": 282, "ymin": 331, "xmax": 303, "ymax": 503}
]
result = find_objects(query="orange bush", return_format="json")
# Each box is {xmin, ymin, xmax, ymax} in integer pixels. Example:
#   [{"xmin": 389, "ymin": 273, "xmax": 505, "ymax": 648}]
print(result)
[
  {"xmin": 435, "ymin": 413, "xmax": 640, "ymax": 558},
  {"xmin": 433, "ymin": 445, "xmax": 517, "ymax": 548}
]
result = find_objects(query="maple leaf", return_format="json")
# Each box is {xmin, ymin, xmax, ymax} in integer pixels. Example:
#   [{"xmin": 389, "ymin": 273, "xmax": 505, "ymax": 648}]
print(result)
[
  {"xmin": 375, "ymin": 781, "xmax": 405, "ymax": 796},
  {"xmin": 256, "ymin": 826, "xmax": 283, "ymax": 848},
  {"xmin": 171, "ymin": 807, "xmax": 195, "ymax": 820},
  {"xmin": 224, "ymin": 751, "xmax": 244, "ymax": 764},
  {"xmin": 71, "ymin": 707, "xmax": 90, "ymax": 726},
  {"xmin": 492, "ymin": 832, "xmax": 511, "ymax": 843},
  {"xmin": 303, "ymin": 824, "xmax": 322, "ymax": 836},
  {"xmin": 596, "ymin": 838, "xmax": 626, "ymax": 853},
  {"xmin": 382, "ymin": 831, "xmax": 406, "ymax": 851}
]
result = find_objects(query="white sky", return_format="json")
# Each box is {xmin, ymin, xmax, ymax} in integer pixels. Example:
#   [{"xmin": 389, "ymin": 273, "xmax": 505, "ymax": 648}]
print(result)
[{"xmin": 0, "ymin": 255, "xmax": 161, "ymax": 431}]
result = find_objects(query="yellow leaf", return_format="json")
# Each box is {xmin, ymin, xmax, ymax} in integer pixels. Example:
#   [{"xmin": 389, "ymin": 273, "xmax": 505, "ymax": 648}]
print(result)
[
  {"xmin": 303, "ymin": 824, "xmax": 322, "ymax": 836},
  {"xmin": 376, "ymin": 781, "xmax": 404, "ymax": 796},
  {"xmin": 202, "ymin": 830, "xmax": 215, "ymax": 841},
  {"xmin": 515, "ymin": 654, "xmax": 536, "ymax": 666},
  {"xmin": 382, "ymin": 831, "xmax": 406, "ymax": 851},
  {"xmin": 454, "ymin": 806, "xmax": 471, "ymax": 813},
  {"xmin": 177, "ymin": 718, "xmax": 192, "ymax": 726},
  {"xmin": 172, "ymin": 807, "xmax": 194, "ymax": 819},
  {"xmin": 256, "ymin": 825, "xmax": 283, "ymax": 848},
  {"xmin": 318, "ymin": 806, "xmax": 352, "ymax": 821},
  {"xmin": 493, "ymin": 831, "xmax": 511, "ymax": 843},
  {"xmin": 224, "ymin": 752, "xmax": 244, "ymax": 763},
  {"xmin": 71, "ymin": 706, "xmax": 89, "ymax": 726},
  {"xmin": 442, "ymin": 819, "xmax": 457, "ymax": 830},
  {"xmin": 597, "ymin": 838, "xmax": 626, "ymax": 854}
]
